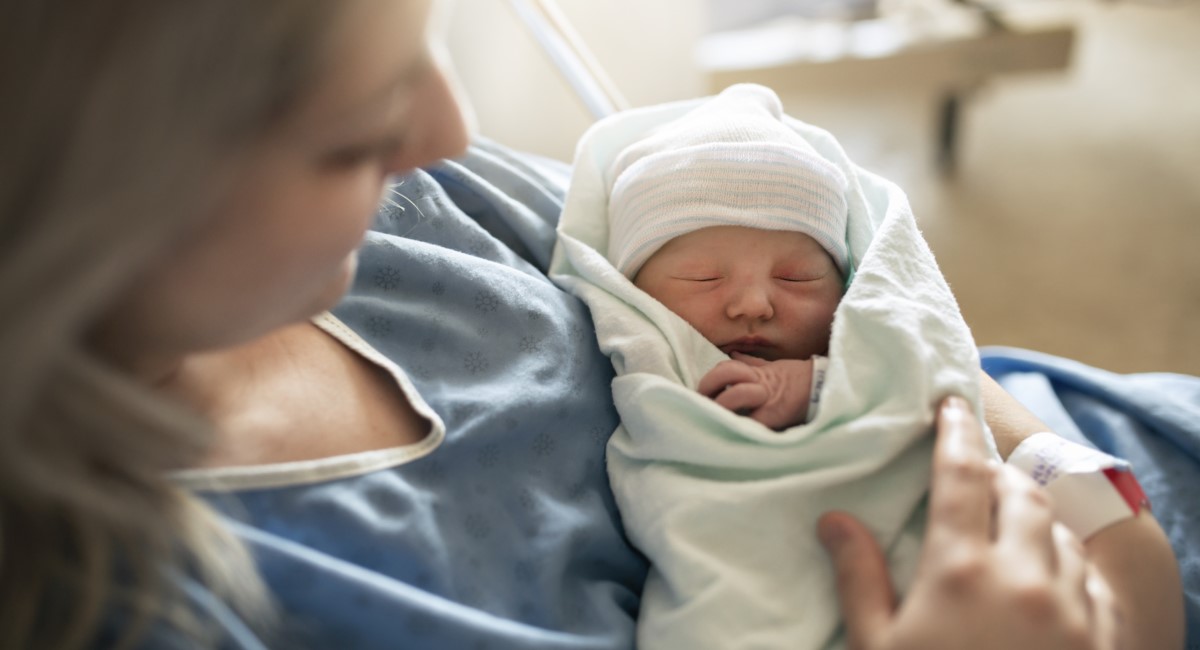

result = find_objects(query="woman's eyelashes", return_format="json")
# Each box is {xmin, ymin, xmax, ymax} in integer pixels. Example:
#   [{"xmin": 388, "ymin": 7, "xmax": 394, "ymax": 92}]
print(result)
[{"xmin": 322, "ymin": 134, "xmax": 408, "ymax": 170}]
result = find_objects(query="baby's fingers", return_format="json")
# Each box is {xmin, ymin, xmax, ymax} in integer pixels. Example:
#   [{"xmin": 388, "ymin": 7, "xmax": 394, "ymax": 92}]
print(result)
[
  {"xmin": 713, "ymin": 382, "xmax": 769, "ymax": 414},
  {"xmin": 698, "ymin": 361, "xmax": 757, "ymax": 397}
]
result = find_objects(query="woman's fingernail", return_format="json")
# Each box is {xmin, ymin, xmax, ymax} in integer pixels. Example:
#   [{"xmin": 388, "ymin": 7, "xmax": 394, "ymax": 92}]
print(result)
[
  {"xmin": 942, "ymin": 396, "xmax": 968, "ymax": 413},
  {"xmin": 817, "ymin": 516, "xmax": 847, "ymax": 549}
]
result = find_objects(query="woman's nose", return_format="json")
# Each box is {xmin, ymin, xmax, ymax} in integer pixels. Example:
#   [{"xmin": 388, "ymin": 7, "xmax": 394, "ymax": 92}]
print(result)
[
  {"xmin": 725, "ymin": 285, "xmax": 774, "ymax": 321},
  {"xmin": 385, "ymin": 62, "xmax": 469, "ymax": 176},
  {"xmin": 420, "ymin": 64, "xmax": 470, "ymax": 163}
]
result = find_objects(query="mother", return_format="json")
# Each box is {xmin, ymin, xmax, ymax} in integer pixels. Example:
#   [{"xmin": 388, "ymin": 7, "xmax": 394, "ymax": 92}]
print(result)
[{"xmin": 0, "ymin": 1, "xmax": 1178, "ymax": 648}]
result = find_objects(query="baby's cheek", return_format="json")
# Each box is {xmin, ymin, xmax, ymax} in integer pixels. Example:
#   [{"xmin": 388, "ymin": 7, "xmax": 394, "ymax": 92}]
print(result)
[
  {"xmin": 691, "ymin": 312, "xmax": 729, "ymax": 343},
  {"xmin": 804, "ymin": 298, "xmax": 839, "ymax": 330}
]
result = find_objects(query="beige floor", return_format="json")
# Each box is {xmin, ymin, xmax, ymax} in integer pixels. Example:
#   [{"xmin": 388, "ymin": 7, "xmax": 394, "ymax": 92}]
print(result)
[{"xmin": 773, "ymin": 1, "xmax": 1200, "ymax": 375}]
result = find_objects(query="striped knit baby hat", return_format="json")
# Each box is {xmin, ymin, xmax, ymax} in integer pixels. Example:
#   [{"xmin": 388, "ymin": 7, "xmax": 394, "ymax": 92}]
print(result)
[{"xmin": 606, "ymin": 84, "xmax": 849, "ymax": 279}]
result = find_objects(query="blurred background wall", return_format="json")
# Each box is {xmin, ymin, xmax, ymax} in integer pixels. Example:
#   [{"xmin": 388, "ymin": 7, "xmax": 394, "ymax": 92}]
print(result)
[{"xmin": 443, "ymin": 0, "xmax": 1200, "ymax": 376}]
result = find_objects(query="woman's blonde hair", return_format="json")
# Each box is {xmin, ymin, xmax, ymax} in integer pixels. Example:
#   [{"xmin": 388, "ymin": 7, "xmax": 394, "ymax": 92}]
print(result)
[{"xmin": 0, "ymin": 1, "xmax": 352, "ymax": 646}]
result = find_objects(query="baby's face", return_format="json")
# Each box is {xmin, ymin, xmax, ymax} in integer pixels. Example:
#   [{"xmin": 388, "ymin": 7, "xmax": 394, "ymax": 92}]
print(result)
[{"xmin": 634, "ymin": 226, "xmax": 844, "ymax": 361}]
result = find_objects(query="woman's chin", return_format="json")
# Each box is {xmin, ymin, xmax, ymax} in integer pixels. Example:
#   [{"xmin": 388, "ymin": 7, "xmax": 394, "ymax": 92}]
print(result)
[{"xmin": 305, "ymin": 253, "xmax": 359, "ymax": 317}]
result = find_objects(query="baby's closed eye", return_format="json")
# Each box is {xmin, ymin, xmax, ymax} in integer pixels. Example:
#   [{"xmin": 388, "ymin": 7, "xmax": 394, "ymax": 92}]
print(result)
[
  {"xmin": 775, "ymin": 270, "xmax": 827, "ymax": 282},
  {"xmin": 670, "ymin": 266, "xmax": 723, "ymax": 282}
]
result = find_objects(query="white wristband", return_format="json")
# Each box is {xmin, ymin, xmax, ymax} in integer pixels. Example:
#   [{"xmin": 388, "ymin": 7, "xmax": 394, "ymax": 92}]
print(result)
[
  {"xmin": 1007, "ymin": 432, "xmax": 1149, "ymax": 540},
  {"xmin": 805, "ymin": 355, "xmax": 828, "ymax": 424}
]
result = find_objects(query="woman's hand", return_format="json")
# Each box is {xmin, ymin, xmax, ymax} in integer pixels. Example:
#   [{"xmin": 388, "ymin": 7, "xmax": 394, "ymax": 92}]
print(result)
[
  {"xmin": 697, "ymin": 352, "xmax": 813, "ymax": 430},
  {"xmin": 817, "ymin": 396, "xmax": 1125, "ymax": 650}
]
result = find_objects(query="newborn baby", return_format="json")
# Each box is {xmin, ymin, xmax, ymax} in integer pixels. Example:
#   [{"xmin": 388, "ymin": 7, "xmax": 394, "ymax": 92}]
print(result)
[
  {"xmin": 552, "ymin": 82, "xmax": 981, "ymax": 650},
  {"xmin": 606, "ymin": 84, "xmax": 851, "ymax": 429}
]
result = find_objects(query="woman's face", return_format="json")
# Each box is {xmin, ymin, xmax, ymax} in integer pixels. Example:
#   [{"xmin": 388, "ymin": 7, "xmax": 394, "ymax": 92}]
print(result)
[{"xmin": 99, "ymin": 0, "xmax": 467, "ymax": 373}]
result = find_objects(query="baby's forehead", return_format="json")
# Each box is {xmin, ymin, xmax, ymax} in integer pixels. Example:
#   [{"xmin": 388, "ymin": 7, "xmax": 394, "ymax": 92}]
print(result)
[{"xmin": 652, "ymin": 226, "xmax": 825, "ymax": 262}]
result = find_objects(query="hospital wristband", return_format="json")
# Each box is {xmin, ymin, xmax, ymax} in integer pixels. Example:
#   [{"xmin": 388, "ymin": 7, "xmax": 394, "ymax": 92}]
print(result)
[
  {"xmin": 805, "ymin": 354, "xmax": 828, "ymax": 424},
  {"xmin": 1006, "ymin": 431, "xmax": 1150, "ymax": 540}
]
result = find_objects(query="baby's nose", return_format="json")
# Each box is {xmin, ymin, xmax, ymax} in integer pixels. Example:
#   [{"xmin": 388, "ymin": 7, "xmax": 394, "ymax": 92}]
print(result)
[{"xmin": 726, "ymin": 286, "xmax": 774, "ymax": 321}]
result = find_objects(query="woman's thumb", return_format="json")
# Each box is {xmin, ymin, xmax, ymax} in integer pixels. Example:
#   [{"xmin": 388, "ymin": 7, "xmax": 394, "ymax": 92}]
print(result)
[{"xmin": 818, "ymin": 512, "xmax": 897, "ymax": 650}]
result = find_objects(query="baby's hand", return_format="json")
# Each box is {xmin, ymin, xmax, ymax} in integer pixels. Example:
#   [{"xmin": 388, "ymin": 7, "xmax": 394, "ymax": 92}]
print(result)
[{"xmin": 697, "ymin": 352, "xmax": 814, "ymax": 431}]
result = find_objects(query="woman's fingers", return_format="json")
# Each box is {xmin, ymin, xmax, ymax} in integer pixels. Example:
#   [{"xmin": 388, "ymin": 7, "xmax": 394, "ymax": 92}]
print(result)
[
  {"xmin": 1052, "ymin": 522, "xmax": 1090, "ymax": 611},
  {"xmin": 818, "ymin": 512, "xmax": 895, "ymax": 650},
  {"xmin": 1085, "ymin": 568, "xmax": 1124, "ymax": 650},
  {"xmin": 814, "ymin": 395, "xmax": 1128, "ymax": 650},
  {"xmin": 994, "ymin": 464, "xmax": 1057, "ymax": 574},
  {"xmin": 1048, "ymin": 522, "xmax": 1124, "ymax": 650},
  {"xmin": 926, "ymin": 396, "xmax": 996, "ymax": 544}
]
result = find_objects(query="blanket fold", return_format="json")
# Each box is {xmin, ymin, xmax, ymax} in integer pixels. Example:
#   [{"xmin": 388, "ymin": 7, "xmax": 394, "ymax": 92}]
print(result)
[{"xmin": 550, "ymin": 91, "xmax": 983, "ymax": 649}]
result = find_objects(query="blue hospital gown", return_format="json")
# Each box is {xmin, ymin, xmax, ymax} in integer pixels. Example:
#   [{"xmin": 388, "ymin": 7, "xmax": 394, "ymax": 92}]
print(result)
[{"xmin": 165, "ymin": 140, "xmax": 648, "ymax": 649}]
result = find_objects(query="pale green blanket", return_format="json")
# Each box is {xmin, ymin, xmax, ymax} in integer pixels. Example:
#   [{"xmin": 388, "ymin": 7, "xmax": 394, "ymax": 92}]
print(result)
[{"xmin": 549, "ymin": 96, "xmax": 984, "ymax": 650}]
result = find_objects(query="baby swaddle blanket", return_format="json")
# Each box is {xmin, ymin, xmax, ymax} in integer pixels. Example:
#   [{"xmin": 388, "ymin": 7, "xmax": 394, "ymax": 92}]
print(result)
[{"xmin": 549, "ymin": 91, "xmax": 984, "ymax": 649}]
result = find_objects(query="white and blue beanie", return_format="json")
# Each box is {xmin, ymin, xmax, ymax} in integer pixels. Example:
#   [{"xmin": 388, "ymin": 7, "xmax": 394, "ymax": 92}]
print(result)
[{"xmin": 606, "ymin": 84, "xmax": 849, "ymax": 279}]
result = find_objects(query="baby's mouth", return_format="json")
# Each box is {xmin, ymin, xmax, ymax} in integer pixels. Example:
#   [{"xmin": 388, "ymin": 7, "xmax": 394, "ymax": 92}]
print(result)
[{"xmin": 719, "ymin": 336, "xmax": 776, "ymax": 357}]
